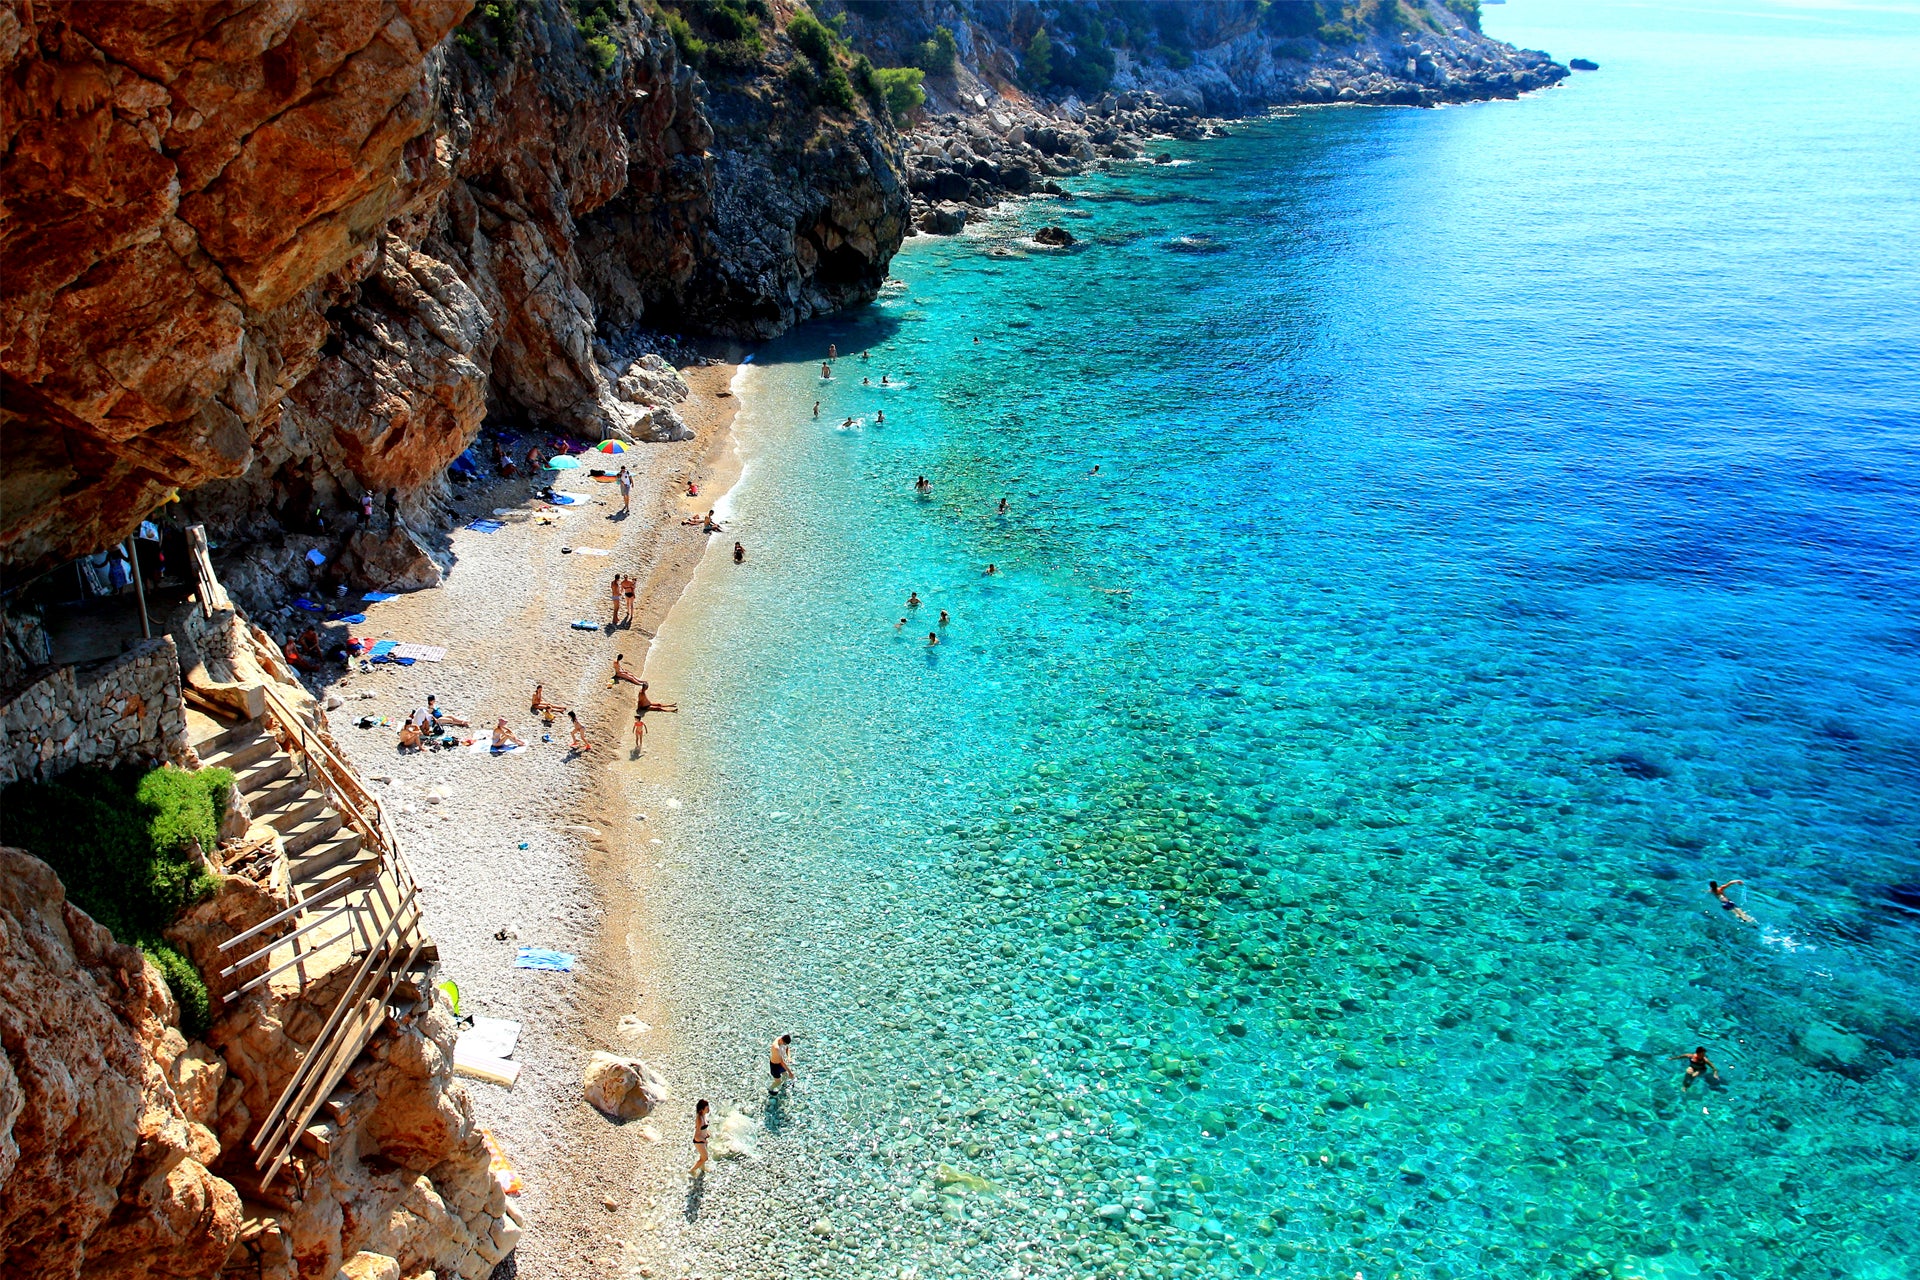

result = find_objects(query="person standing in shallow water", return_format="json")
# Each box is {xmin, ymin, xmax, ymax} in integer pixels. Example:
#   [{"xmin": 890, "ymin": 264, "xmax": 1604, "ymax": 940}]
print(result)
[
  {"xmin": 769, "ymin": 1034, "xmax": 794, "ymax": 1094},
  {"xmin": 1672, "ymin": 1046, "xmax": 1722, "ymax": 1090},
  {"xmin": 690, "ymin": 1100, "xmax": 710, "ymax": 1176},
  {"xmin": 821, "ymin": 362, "xmax": 831, "ymax": 380}
]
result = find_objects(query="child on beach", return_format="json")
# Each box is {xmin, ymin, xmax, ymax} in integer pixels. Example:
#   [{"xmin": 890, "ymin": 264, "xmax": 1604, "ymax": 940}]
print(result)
[
  {"xmin": 633, "ymin": 699, "xmax": 647, "ymax": 754},
  {"xmin": 567, "ymin": 710, "xmax": 593, "ymax": 754}
]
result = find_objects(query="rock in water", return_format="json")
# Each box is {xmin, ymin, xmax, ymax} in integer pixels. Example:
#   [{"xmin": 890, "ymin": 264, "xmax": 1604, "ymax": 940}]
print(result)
[
  {"xmin": 921, "ymin": 203, "xmax": 970, "ymax": 236},
  {"xmin": 582, "ymin": 1052, "xmax": 670, "ymax": 1120},
  {"xmin": 1034, "ymin": 226, "xmax": 1077, "ymax": 247},
  {"xmin": 1791, "ymin": 1023, "xmax": 1873, "ymax": 1079},
  {"xmin": 1570, "ymin": 58, "xmax": 1600, "ymax": 71}
]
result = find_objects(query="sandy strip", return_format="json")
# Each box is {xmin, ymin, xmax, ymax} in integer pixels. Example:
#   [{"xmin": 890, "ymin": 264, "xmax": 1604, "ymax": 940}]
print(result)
[{"xmin": 321, "ymin": 363, "xmax": 741, "ymax": 1278}]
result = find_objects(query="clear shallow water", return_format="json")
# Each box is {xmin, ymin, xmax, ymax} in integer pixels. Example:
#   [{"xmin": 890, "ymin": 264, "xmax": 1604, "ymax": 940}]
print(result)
[{"xmin": 641, "ymin": 3, "xmax": 1920, "ymax": 1277}]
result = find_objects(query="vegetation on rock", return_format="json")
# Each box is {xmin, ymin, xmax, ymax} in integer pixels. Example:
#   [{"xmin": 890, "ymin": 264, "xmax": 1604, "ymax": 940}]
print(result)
[{"xmin": 1, "ymin": 764, "xmax": 229, "ymax": 1034}]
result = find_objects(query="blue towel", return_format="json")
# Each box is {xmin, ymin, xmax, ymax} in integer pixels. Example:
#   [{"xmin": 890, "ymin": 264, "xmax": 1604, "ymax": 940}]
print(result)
[
  {"xmin": 332, "ymin": 613, "xmax": 367, "ymax": 624},
  {"xmin": 305, "ymin": 549, "xmax": 327, "ymax": 566},
  {"xmin": 514, "ymin": 948, "xmax": 577, "ymax": 973},
  {"xmin": 467, "ymin": 519, "xmax": 505, "ymax": 533},
  {"xmin": 362, "ymin": 591, "xmax": 397, "ymax": 602},
  {"xmin": 369, "ymin": 640, "xmax": 397, "ymax": 656},
  {"xmin": 549, "ymin": 494, "xmax": 578, "ymax": 506},
  {"xmin": 294, "ymin": 597, "xmax": 324, "ymax": 613}
]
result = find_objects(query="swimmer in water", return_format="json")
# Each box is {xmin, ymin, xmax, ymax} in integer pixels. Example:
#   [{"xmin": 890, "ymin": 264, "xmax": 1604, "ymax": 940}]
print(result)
[
  {"xmin": 997, "ymin": 497, "xmax": 1008, "ymax": 514},
  {"xmin": 907, "ymin": 592, "xmax": 921, "ymax": 609},
  {"xmin": 1089, "ymin": 464, "xmax": 1100, "ymax": 476},
  {"xmin": 984, "ymin": 563, "xmax": 998, "ymax": 575},
  {"xmin": 769, "ymin": 1034, "xmax": 794, "ymax": 1094},
  {"xmin": 881, "ymin": 374, "xmax": 890, "ymax": 386},
  {"xmin": 914, "ymin": 475, "xmax": 931, "ymax": 492},
  {"xmin": 876, "ymin": 410, "xmax": 885, "ymax": 424},
  {"xmin": 821, "ymin": 362, "xmax": 831, "ymax": 379},
  {"xmin": 895, "ymin": 617, "xmax": 907, "ymax": 630},
  {"xmin": 938, "ymin": 609, "xmax": 949, "ymax": 627},
  {"xmin": 928, "ymin": 631, "xmax": 939, "ymax": 645},
  {"xmin": 1671, "ymin": 1046, "xmax": 1722, "ymax": 1091},
  {"xmin": 1708, "ymin": 880, "xmax": 1756, "ymax": 924},
  {"xmin": 813, "ymin": 401, "xmax": 819, "ymax": 418},
  {"xmin": 863, "ymin": 376, "xmax": 871, "ymax": 385},
  {"xmin": 828, "ymin": 342, "xmax": 837, "ymax": 360}
]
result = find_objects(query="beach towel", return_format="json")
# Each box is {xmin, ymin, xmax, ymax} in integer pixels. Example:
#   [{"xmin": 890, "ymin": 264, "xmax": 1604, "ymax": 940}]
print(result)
[
  {"xmin": 368, "ymin": 640, "xmax": 398, "ymax": 657},
  {"xmin": 332, "ymin": 612, "xmax": 367, "ymax": 624},
  {"xmin": 570, "ymin": 547, "xmax": 612, "ymax": 556},
  {"xmin": 373, "ymin": 654, "xmax": 416, "ymax": 666},
  {"xmin": 548, "ymin": 493, "xmax": 580, "ymax": 505},
  {"xmin": 460, "ymin": 1016, "xmax": 522, "ymax": 1060},
  {"xmin": 362, "ymin": 591, "xmax": 398, "ymax": 602},
  {"xmin": 305, "ymin": 549, "xmax": 327, "ymax": 566},
  {"xmin": 514, "ymin": 948, "xmax": 576, "ymax": 972},
  {"xmin": 473, "ymin": 740, "xmax": 528, "ymax": 755},
  {"xmin": 293, "ymin": 597, "xmax": 324, "ymax": 613},
  {"xmin": 570, "ymin": 620, "xmax": 600, "ymax": 630},
  {"xmin": 392, "ymin": 643, "xmax": 445, "ymax": 662},
  {"xmin": 467, "ymin": 519, "xmax": 505, "ymax": 533}
]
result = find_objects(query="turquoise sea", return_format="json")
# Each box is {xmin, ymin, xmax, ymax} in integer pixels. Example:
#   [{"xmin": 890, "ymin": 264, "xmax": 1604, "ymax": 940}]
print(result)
[{"xmin": 641, "ymin": 2, "xmax": 1920, "ymax": 1277}]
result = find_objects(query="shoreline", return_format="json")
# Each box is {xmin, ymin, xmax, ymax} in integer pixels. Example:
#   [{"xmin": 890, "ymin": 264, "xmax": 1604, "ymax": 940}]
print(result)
[{"xmin": 320, "ymin": 360, "xmax": 744, "ymax": 1278}]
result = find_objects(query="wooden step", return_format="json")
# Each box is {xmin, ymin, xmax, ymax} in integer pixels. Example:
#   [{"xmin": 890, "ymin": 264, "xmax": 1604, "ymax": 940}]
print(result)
[
  {"xmin": 288, "ymin": 833, "xmax": 371, "ymax": 892},
  {"xmin": 262, "ymin": 787, "xmax": 329, "ymax": 836},
  {"xmin": 280, "ymin": 810, "xmax": 343, "ymax": 858},
  {"xmin": 186, "ymin": 707, "xmax": 255, "ymax": 756},
  {"xmin": 233, "ymin": 751, "xmax": 294, "ymax": 797},
  {"xmin": 201, "ymin": 730, "xmax": 278, "ymax": 776}
]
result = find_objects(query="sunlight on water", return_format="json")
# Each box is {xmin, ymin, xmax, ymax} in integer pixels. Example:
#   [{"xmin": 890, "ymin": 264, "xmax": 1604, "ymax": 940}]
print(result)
[{"xmin": 642, "ymin": 4, "xmax": 1920, "ymax": 1276}]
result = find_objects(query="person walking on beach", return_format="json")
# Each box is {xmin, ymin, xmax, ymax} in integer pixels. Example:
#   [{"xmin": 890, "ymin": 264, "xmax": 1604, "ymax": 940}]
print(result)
[
  {"xmin": 1708, "ymin": 879, "xmax": 1755, "ymax": 924},
  {"xmin": 1672, "ymin": 1046, "xmax": 1722, "ymax": 1091},
  {"xmin": 617, "ymin": 465, "xmax": 633, "ymax": 515},
  {"xmin": 690, "ymin": 1100, "xmax": 710, "ymax": 1177},
  {"xmin": 567, "ymin": 710, "xmax": 593, "ymax": 754},
  {"xmin": 769, "ymin": 1035, "xmax": 794, "ymax": 1095},
  {"xmin": 632, "ymin": 697, "xmax": 648, "ymax": 754}
]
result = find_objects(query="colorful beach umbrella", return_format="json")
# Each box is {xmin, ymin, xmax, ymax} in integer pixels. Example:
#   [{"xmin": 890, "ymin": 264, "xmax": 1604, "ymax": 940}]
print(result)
[
  {"xmin": 595, "ymin": 439, "xmax": 630, "ymax": 454},
  {"xmin": 547, "ymin": 454, "xmax": 582, "ymax": 470}
]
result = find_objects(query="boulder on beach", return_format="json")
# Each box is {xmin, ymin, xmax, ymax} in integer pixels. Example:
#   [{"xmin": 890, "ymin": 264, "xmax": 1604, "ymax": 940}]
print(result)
[
  {"xmin": 344, "ymin": 526, "xmax": 442, "ymax": 592},
  {"xmin": 582, "ymin": 1051, "xmax": 669, "ymax": 1120},
  {"xmin": 1034, "ymin": 226, "xmax": 1076, "ymax": 247}
]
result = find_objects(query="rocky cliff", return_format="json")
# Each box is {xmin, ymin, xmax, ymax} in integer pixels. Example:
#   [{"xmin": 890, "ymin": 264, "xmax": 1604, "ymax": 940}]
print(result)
[{"xmin": 1, "ymin": 0, "xmax": 909, "ymax": 582}]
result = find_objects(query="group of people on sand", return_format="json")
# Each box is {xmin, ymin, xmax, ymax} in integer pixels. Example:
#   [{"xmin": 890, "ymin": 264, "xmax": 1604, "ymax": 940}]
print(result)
[{"xmin": 689, "ymin": 1035, "xmax": 795, "ymax": 1178}]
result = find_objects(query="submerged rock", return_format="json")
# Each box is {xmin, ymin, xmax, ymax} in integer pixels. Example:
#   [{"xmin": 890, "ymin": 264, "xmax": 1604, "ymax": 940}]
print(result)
[{"xmin": 1034, "ymin": 226, "xmax": 1077, "ymax": 247}]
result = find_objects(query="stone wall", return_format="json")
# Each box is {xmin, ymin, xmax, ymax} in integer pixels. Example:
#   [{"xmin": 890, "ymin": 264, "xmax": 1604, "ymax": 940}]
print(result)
[{"xmin": 0, "ymin": 636, "xmax": 188, "ymax": 787}]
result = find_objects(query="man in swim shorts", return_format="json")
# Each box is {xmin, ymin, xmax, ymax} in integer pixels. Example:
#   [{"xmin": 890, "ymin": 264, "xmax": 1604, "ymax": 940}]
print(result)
[
  {"xmin": 1671, "ymin": 1046, "xmax": 1722, "ymax": 1091},
  {"xmin": 769, "ymin": 1034, "xmax": 794, "ymax": 1094}
]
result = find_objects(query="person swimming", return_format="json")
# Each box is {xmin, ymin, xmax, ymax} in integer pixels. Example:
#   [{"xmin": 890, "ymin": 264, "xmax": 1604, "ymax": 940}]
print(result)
[
  {"xmin": 914, "ymin": 475, "xmax": 931, "ymax": 493},
  {"xmin": 907, "ymin": 591, "xmax": 921, "ymax": 608},
  {"xmin": 1671, "ymin": 1045, "xmax": 1722, "ymax": 1091},
  {"xmin": 881, "ymin": 374, "xmax": 889, "ymax": 385},
  {"xmin": 927, "ymin": 631, "xmax": 939, "ymax": 645},
  {"xmin": 984, "ymin": 563, "xmax": 997, "ymax": 575},
  {"xmin": 863, "ymin": 376, "xmax": 871, "ymax": 385},
  {"xmin": 1709, "ymin": 879, "xmax": 1756, "ymax": 924},
  {"xmin": 997, "ymin": 497, "xmax": 1008, "ymax": 514},
  {"xmin": 876, "ymin": 410, "xmax": 885, "ymax": 424},
  {"xmin": 938, "ymin": 609, "xmax": 949, "ymax": 627}
]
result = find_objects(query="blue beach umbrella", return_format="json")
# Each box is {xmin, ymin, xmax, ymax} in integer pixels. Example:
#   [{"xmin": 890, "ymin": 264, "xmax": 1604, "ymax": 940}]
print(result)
[{"xmin": 547, "ymin": 454, "xmax": 583, "ymax": 470}]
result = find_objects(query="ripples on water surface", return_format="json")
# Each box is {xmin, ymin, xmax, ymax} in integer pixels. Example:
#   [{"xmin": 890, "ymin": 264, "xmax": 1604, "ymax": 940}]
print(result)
[{"xmin": 642, "ymin": 2, "xmax": 1920, "ymax": 1276}]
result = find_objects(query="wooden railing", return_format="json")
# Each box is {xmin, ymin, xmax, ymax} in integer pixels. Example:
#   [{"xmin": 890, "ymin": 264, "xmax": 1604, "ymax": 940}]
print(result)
[{"xmin": 227, "ymin": 682, "xmax": 429, "ymax": 1188}]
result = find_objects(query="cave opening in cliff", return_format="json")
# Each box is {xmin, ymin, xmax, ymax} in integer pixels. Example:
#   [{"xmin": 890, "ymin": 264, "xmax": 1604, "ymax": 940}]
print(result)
[{"xmin": 811, "ymin": 239, "xmax": 873, "ymax": 292}]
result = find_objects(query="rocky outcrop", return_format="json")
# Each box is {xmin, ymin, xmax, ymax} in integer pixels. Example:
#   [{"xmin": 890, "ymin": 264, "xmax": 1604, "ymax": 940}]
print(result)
[
  {"xmin": 581, "ymin": 1051, "xmax": 668, "ymax": 1122},
  {"xmin": 1, "ymin": 0, "xmax": 912, "ymax": 583},
  {"xmin": 0, "ymin": 846, "xmax": 241, "ymax": 1278}
]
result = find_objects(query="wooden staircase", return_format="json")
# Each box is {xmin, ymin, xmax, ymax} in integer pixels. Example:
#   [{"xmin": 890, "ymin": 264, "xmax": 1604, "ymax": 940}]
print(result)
[{"xmin": 189, "ymin": 687, "xmax": 433, "ymax": 1188}]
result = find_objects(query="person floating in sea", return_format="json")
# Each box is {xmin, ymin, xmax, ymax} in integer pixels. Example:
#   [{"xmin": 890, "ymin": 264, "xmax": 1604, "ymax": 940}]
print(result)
[
  {"xmin": 491, "ymin": 718, "xmax": 525, "ymax": 751},
  {"xmin": 634, "ymin": 680, "xmax": 680, "ymax": 712},
  {"xmin": 997, "ymin": 497, "xmax": 1008, "ymax": 515},
  {"xmin": 1709, "ymin": 880, "xmax": 1755, "ymax": 924},
  {"xmin": 938, "ymin": 609, "xmax": 949, "ymax": 627},
  {"xmin": 984, "ymin": 563, "xmax": 998, "ymax": 575},
  {"xmin": 907, "ymin": 591, "xmax": 921, "ymax": 609},
  {"xmin": 928, "ymin": 631, "xmax": 939, "ymax": 646},
  {"xmin": 1672, "ymin": 1045, "xmax": 1722, "ymax": 1091},
  {"xmin": 875, "ymin": 410, "xmax": 885, "ymax": 424},
  {"xmin": 862, "ymin": 349, "xmax": 869, "ymax": 362},
  {"xmin": 690, "ymin": 1099, "xmax": 710, "ymax": 1177},
  {"xmin": 1088, "ymin": 464, "xmax": 1100, "ymax": 476},
  {"xmin": 894, "ymin": 617, "xmax": 907, "ymax": 630},
  {"xmin": 863, "ymin": 376, "xmax": 871, "ymax": 385},
  {"xmin": 914, "ymin": 475, "xmax": 931, "ymax": 493},
  {"xmin": 613, "ymin": 653, "xmax": 643, "ymax": 686},
  {"xmin": 567, "ymin": 710, "xmax": 593, "ymax": 754},
  {"xmin": 769, "ymin": 1034, "xmax": 794, "ymax": 1095}
]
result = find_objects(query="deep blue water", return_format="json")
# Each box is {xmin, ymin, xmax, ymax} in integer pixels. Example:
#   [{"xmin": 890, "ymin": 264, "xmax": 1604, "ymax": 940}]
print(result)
[{"xmin": 640, "ymin": 3, "xmax": 1920, "ymax": 1276}]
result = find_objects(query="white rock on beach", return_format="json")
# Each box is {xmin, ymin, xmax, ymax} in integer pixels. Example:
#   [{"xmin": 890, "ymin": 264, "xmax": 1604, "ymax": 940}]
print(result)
[{"xmin": 582, "ymin": 1051, "xmax": 669, "ymax": 1121}]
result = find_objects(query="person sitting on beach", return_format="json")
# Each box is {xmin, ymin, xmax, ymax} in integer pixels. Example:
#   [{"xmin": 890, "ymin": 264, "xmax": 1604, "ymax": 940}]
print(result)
[
  {"xmin": 567, "ymin": 710, "xmax": 593, "ymax": 754},
  {"xmin": 613, "ymin": 653, "xmax": 643, "ymax": 686},
  {"xmin": 284, "ymin": 639, "xmax": 322, "ymax": 675},
  {"xmin": 701, "ymin": 510, "xmax": 723, "ymax": 533},
  {"xmin": 1671, "ymin": 1045, "xmax": 1722, "ymax": 1091},
  {"xmin": 426, "ymin": 695, "xmax": 469, "ymax": 729},
  {"xmin": 769, "ymin": 1035, "xmax": 794, "ymax": 1095},
  {"xmin": 634, "ymin": 680, "xmax": 679, "ymax": 712},
  {"xmin": 733, "ymin": 541, "xmax": 745, "ymax": 563},
  {"xmin": 1708, "ymin": 879, "xmax": 1756, "ymax": 924},
  {"xmin": 491, "ymin": 718, "xmax": 525, "ymax": 751},
  {"xmin": 398, "ymin": 712, "xmax": 425, "ymax": 751},
  {"xmin": 531, "ymin": 683, "xmax": 564, "ymax": 721},
  {"xmin": 687, "ymin": 480, "xmax": 699, "ymax": 497}
]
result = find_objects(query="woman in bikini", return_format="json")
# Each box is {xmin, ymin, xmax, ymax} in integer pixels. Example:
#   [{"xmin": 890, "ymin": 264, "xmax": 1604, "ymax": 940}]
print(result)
[
  {"xmin": 491, "ymin": 718, "xmax": 525, "ymax": 751},
  {"xmin": 769, "ymin": 1034, "xmax": 794, "ymax": 1095},
  {"xmin": 622, "ymin": 574, "xmax": 637, "ymax": 625},
  {"xmin": 612, "ymin": 653, "xmax": 643, "ymax": 685},
  {"xmin": 609, "ymin": 573, "xmax": 623, "ymax": 625},
  {"xmin": 1708, "ymin": 880, "xmax": 1755, "ymax": 924},
  {"xmin": 567, "ymin": 710, "xmax": 593, "ymax": 753},
  {"xmin": 1671, "ymin": 1046, "xmax": 1722, "ymax": 1091},
  {"xmin": 689, "ymin": 1099, "xmax": 710, "ymax": 1176}
]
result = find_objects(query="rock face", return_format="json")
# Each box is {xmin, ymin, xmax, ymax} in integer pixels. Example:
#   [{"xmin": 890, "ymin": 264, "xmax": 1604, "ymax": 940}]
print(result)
[
  {"xmin": 581, "ymin": 1051, "xmax": 669, "ymax": 1122},
  {"xmin": 0, "ymin": 846, "xmax": 241, "ymax": 1279},
  {"xmin": 1, "ymin": 0, "xmax": 912, "ymax": 581}
]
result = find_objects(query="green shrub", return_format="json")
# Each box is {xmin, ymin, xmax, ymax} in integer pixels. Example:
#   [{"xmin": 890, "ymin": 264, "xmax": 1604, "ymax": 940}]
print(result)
[
  {"xmin": 787, "ymin": 7, "xmax": 835, "ymax": 64},
  {"xmin": 871, "ymin": 65, "xmax": 925, "ymax": 123},
  {"xmin": 818, "ymin": 58, "xmax": 856, "ymax": 110},
  {"xmin": 455, "ymin": 0, "xmax": 523, "ymax": 62},
  {"xmin": 912, "ymin": 25, "xmax": 958, "ymax": 76},
  {"xmin": 1022, "ymin": 27, "xmax": 1053, "ymax": 90},
  {"xmin": 586, "ymin": 33, "xmax": 619, "ymax": 74},
  {"xmin": 1, "ymin": 764, "xmax": 226, "ymax": 1032},
  {"xmin": 1444, "ymin": 0, "xmax": 1482, "ymax": 31},
  {"xmin": 146, "ymin": 941, "xmax": 211, "ymax": 1037},
  {"xmin": 1317, "ymin": 20, "xmax": 1361, "ymax": 44}
]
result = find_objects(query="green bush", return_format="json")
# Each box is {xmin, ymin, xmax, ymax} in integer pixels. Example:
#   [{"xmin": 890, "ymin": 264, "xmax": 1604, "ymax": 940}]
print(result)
[
  {"xmin": 1022, "ymin": 27, "xmax": 1053, "ymax": 90},
  {"xmin": 145, "ymin": 941, "xmax": 211, "ymax": 1037},
  {"xmin": 1, "ymin": 763, "xmax": 227, "ymax": 1032},
  {"xmin": 1444, "ymin": 0, "xmax": 1482, "ymax": 31},
  {"xmin": 871, "ymin": 65, "xmax": 925, "ymax": 123},
  {"xmin": 818, "ymin": 58, "xmax": 857, "ymax": 110},
  {"xmin": 455, "ymin": 0, "xmax": 523, "ymax": 62},
  {"xmin": 586, "ymin": 33, "xmax": 619, "ymax": 74},
  {"xmin": 912, "ymin": 25, "xmax": 958, "ymax": 76},
  {"xmin": 787, "ymin": 7, "xmax": 835, "ymax": 64}
]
